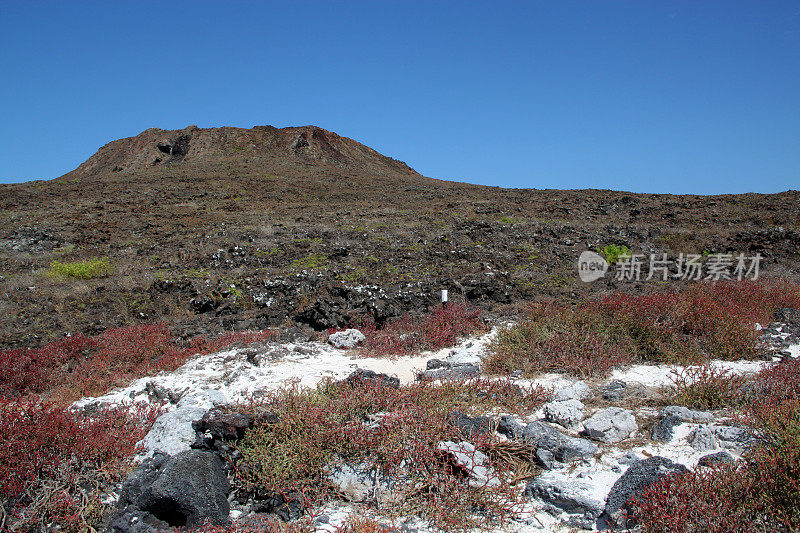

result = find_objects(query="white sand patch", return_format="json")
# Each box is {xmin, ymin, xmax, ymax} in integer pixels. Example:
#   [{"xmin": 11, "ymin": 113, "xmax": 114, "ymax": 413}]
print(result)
[
  {"xmin": 611, "ymin": 359, "xmax": 768, "ymax": 388},
  {"xmin": 786, "ymin": 343, "xmax": 800, "ymax": 359}
]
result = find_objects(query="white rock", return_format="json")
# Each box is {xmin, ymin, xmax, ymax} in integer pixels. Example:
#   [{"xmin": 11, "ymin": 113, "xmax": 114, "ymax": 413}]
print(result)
[
  {"xmin": 582, "ymin": 408, "xmax": 638, "ymax": 443},
  {"xmin": 543, "ymin": 399, "xmax": 585, "ymax": 428},
  {"xmin": 139, "ymin": 405, "xmax": 206, "ymax": 457},
  {"xmin": 328, "ymin": 329, "xmax": 366, "ymax": 349},
  {"xmin": 177, "ymin": 388, "xmax": 228, "ymax": 409},
  {"xmin": 436, "ymin": 441, "xmax": 500, "ymax": 488},
  {"xmin": 553, "ymin": 381, "xmax": 591, "ymax": 401},
  {"xmin": 687, "ymin": 425, "xmax": 718, "ymax": 452},
  {"xmin": 526, "ymin": 473, "xmax": 605, "ymax": 521},
  {"xmin": 444, "ymin": 346, "xmax": 483, "ymax": 366},
  {"xmin": 323, "ymin": 458, "xmax": 397, "ymax": 503},
  {"xmin": 713, "ymin": 425, "xmax": 758, "ymax": 451},
  {"xmin": 661, "ymin": 405, "xmax": 715, "ymax": 424},
  {"xmin": 136, "ymin": 388, "xmax": 227, "ymax": 458}
]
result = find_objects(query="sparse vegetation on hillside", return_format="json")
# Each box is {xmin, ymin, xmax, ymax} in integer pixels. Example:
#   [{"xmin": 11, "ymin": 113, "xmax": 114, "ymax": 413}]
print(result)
[
  {"xmin": 599, "ymin": 244, "xmax": 631, "ymax": 264},
  {"xmin": 487, "ymin": 279, "xmax": 800, "ymax": 377},
  {"xmin": 46, "ymin": 257, "xmax": 113, "ymax": 279},
  {"xmin": 356, "ymin": 303, "xmax": 489, "ymax": 357}
]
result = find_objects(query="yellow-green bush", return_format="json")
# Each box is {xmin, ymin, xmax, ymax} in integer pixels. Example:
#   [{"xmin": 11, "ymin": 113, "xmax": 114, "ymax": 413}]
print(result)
[{"xmin": 47, "ymin": 258, "xmax": 113, "ymax": 279}]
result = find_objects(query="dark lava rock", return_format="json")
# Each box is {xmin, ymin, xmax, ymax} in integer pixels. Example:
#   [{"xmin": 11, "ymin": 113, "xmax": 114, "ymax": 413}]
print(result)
[
  {"xmin": 277, "ymin": 325, "xmax": 315, "ymax": 343},
  {"xmin": 343, "ymin": 368, "xmax": 400, "ymax": 389},
  {"xmin": 426, "ymin": 358, "xmax": 447, "ymax": 370},
  {"xmin": 419, "ymin": 362, "xmax": 480, "ymax": 381},
  {"xmin": 448, "ymin": 411, "xmax": 494, "ymax": 437},
  {"xmin": 522, "ymin": 421, "xmax": 598, "ymax": 469},
  {"xmin": 108, "ymin": 450, "xmax": 230, "ymax": 532},
  {"xmin": 497, "ymin": 415, "xmax": 524, "ymax": 440},
  {"xmin": 192, "ymin": 408, "xmax": 278, "ymax": 442},
  {"xmin": 191, "ymin": 407, "xmax": 278, "ymax": 459},
  {"xmin": 602, "ymin": 380, "xmax": 627, "ymax": 401},
  {"xmin": 651, "ymin": 414, "xmax": 683, "ymax": 443},
  {"xmin": 774, "ymin": 308, "xmax": 800, "ymax": 324},
  {"xmin": 250, "ymin": 492, "xmax": 305, "ymax": 521},
  {"xmin": 600, "ymin": 456, "xmax": 689, "ymax": 530},
  {"xmin": 697, "ymin": 451, "xmax": 735, "ymax": 467}
]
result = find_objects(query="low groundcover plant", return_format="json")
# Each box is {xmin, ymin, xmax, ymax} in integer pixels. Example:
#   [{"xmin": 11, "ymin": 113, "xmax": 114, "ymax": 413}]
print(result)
[{"xmin": 487, "ymin": 279, "xmax": 800, "ymax": 378}]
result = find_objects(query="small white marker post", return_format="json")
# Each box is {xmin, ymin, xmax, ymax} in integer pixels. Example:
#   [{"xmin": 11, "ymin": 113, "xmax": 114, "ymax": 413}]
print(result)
[{"xmin": 441, "ymin": 289, "xmax": 448, "ymax": 308}]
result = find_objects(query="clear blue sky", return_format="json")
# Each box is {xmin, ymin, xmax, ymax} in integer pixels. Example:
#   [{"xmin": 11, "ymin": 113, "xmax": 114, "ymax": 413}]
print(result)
[{"xmin": 1, "ymin": 1, "xmax": 798, "ymax": 194}]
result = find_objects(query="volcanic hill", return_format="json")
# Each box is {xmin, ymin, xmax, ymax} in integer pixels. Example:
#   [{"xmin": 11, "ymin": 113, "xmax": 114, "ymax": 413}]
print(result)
[{"xmin": 0, "ymin": 124, "xmax": 798, "ymax": 348}]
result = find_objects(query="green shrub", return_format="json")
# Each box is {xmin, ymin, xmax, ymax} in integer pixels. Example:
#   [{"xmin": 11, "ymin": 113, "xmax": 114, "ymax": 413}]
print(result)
[
  {"xmin": 599, "ymin": 244, "xmax": 631, "ymax": 264},
  {"xmin": 288, "ymin": 254, "xmax": 329, "ymax": 272},
  {"xmin": 47, "ymin": 257, "xmax": 113, "ymax": 279}
]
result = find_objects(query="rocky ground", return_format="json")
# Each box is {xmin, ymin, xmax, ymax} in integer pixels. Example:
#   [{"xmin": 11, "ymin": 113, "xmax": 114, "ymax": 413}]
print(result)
[
  {"xmin": 71, "ymin": 311, "xmax": 799, "ymax": 532},
  {"xmin": 3, "ymin": 124, "xmax": 800, "ymax": 532},
  {"xmin": 1, "ymin": 125, "xmax": 799, "ymax": 350}
]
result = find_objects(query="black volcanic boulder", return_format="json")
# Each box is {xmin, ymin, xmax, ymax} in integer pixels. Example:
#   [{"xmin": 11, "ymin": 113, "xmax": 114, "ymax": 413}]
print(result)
[
  {"xmin": 108, "ymin": 450, "xmax": 230, "ymax": 532},
  {"xmin": 448, "ymin": 411, "xmax": 494, "ymax": 438},
  {"xmin": 343, "ymin": 368, "xmax": 400, "ymax": 389},
  {"xmin": 192, "ymin": 408, "xmax": 279, "ymax": 442},
  {"xmin": 600, "ymin": 456, "xmax": 688, "ymax": 529}
]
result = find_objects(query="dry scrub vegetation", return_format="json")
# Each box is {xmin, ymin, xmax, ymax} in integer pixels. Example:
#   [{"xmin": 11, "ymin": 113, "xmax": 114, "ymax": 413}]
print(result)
[
  {"xmin": 488, "ymin": 279, "xmax": 800, "ymax": 377},
  {"xmin": 1, "ymin": 279, "xmax": 800, "ymax": 531},
  {"xmin": 234, "ymin": 377, "xmax": 547, "ymax": 530}
]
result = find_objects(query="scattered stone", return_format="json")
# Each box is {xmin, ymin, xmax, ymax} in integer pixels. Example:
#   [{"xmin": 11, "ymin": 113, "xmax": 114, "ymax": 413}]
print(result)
[
  {"xmin": 343, "ymin": 368, "xmax": 399, "ymax": 389},
  {"xmin": 525, "ymin": 473, "xmax": 604, "ymax": 526},
  {"xmin": 553, "ymin": 381, "xmax": 591, "ymax": 402},
  {"xmin": 328, "ymin": 329, "xmax": 366, "ymax": 349},
  {"xmin": 651, "ymin": 414, "xmax": 682, "ymax": 443},
  {"xmin": 249, "ymin": 492, "xmax": 304, "ymax": 521},
  {"xmin": 436, "ymin": 441, "xmax": 500, "ymax": 488},
  {"xmin": 774, "ymin": 308, "xmax": 800, "ymax": 324},
  {"xmin": 601, "ymin": 456, "xmax": 689, "ymax": 529},
  {"xmin": 110, "ymin": 450, "xmax": 230, "ymax": 531},
  {"xmin": 425, "ymin": 358, "xmax": 448, "ymax": 370},
  {"xmin": 543, "ymin": 399, "xmax": 585, "ymax": 428},
  {"xmin": 277, "ymin": 325, "xmax": 314, "ymax": 343},
  {"xmin": 618, "ymin": 451, "xmax": 641, "ymax": 466},
  {"xmin": 497, "ymin": 415, "xmax": 524, "ymax": 440},
  {"xmin": 522, "ymin": 421, "xmax": 598, "ymax": 469},
  {"xmin": 419, "ymin": 359, "xmax": 480, "ymax": 381},
  {"xmin": 687, "ymin": 425, "xmax": 718, "ymax": 452},
  {"xmin": 660, "ymin": 405, "xmax": 715, "ymax": 424},
  {"xmin": 581, "ymin": 408, "xmax": 638, "ymax": 444},
  {"xmin": 323, "ymin": 458, "xmax": 398, "ymax": 504},
  {"xmin": 602, "ymin": 380, "xmax": 627, "ymax": 401},
  {"xmin": 713, "ymin": 425, "xmax": 759, "ymax": 451},
  {"xmin": 697, "ymin": 451, "xmax": 735, "ymax": 467},
  {"xmin": 145, "ymin": 381, "xmax": 181, "ymax": 403},
  {"xmin": 444, "ymin": 346, "xmax": 483, "ymax": 366},
  {"xmin": 448, "ymin": 411, "xmax": 494, "ymax": 438}
]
